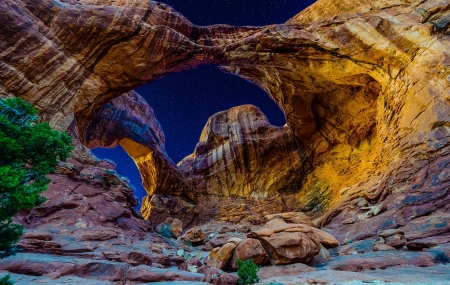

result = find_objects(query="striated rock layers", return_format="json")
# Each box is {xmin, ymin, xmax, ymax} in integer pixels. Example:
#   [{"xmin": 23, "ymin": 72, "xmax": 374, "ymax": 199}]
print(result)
[
  {"xmin": 1, "ymin": 0, "xmax": 450, "ymax": 244},
  {"xmin": 178, "ymin": 104, "xmax": 301, "ymax": 198},
  {"xmin": 80, "ymin": 90, "xmax": 192, "ymax": 220}
]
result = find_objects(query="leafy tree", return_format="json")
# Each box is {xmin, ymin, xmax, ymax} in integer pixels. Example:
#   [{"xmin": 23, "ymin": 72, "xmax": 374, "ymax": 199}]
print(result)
[
  {"xmin": 237, "ymin": 258, "xmax": 259, "ymax": 285},
  {"xmin": 0, "ymin": 275, "xmax": 13, "ymax": 285},
  {"xmin": 0, "ymin": 97, "xmax": 73, "ymax": 252}
]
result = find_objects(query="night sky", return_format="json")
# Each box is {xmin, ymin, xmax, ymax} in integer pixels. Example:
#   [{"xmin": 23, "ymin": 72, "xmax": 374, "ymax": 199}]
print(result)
[{"xmin": 92, "ymin": 0, "xmax": 317, "ymax": 206}]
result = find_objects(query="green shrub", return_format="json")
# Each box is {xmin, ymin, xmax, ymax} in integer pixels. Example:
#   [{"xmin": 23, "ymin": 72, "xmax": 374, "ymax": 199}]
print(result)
[
  {"xmin": 0, "ymin": 97, "xmax": 73, "ymax": 252},
  {"xmin": 237, "ymin": 258, "xmax": 259, "ymax": 285},
  {"xmin": 0, "ymin": 275, "xmax": 13, "ymax": 285}
]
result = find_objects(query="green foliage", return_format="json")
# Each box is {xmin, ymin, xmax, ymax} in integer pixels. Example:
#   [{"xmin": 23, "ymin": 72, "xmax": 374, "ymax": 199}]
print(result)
[
  {"xmin": 237, "ymin": 258, "xmax": 259, "ymax": 285},
  {"xmin": 0, "ymin": 97, "xmax": 73, "ymax": 251},
  {"xmin": 0, "ymin": 275, "xmax": 13, "ymax": 285}
]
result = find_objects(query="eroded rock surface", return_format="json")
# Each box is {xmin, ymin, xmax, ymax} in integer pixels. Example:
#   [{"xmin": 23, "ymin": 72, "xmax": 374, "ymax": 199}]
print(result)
[{"xmin": 178, "ymin": 104, "xmax": 301, "ymax": 198}]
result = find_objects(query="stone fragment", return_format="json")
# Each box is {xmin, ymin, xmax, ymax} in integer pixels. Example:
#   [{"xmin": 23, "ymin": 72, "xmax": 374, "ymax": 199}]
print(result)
[
  {"xmin": 237, "ymin": 225, "xmax": 251, "ymax": 233},
  {"xmin": 212, "ymin": 273, "xmax": 239, "ymax": 285},
  {"xmin": 385, "ymin": 234, "xmax": 406, "ymax": 248},
  {"xmin": 311, "ymin": 228, "xmax": 339, "ymax": 248},
  {"xmin": 353, "ymin": 198, "xmax": 369, "ymax": 207},
  {"xmin": 338, "ymin": 246, "xmax": 356, "ymax": 256},
  {"xmin": 359, "ymin": 204, "xmax": 387, "ymax": 220},
  {"xmin": 21, "ymin": 232, "xmax": 52, "ymax": 241},
  {"xmin": 172, "ymin": 218, "xmax": 183, "ymax": 239},
  {"xmin": 76, "ymin": 229, "xmax": 119, "ymax": 241},
  {"xmin": 210, "ymin": 235, "xmax": 230, "ymax": 248},
  {"xmin": 156, "ymin": 217, "xmax": 183, "ymax": 239},
  {"xmin": 372, "ymin": 243, "xmax": 396, "ymax": 251},
  {"xmin": 197, "ymin": 265, "xmax": 222, "ymax": 283},
  {"xmin": 182, "ymin": 227, "xmax": 207, "ymax": 243},
  {"xmin": 342, "ymin": 218, "xmax": 356, "ymax": 225},
  {"xmin": 219, "ymin": 226, "xmax": 235, "ymax": 234},
  {"xmin": 377, "ymin": 229, "xmax": 404, "ymax": 238}
]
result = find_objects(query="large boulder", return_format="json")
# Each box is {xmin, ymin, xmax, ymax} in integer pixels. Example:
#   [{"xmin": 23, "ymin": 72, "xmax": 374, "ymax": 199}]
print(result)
[
  {"xmin": 249, "ymin": 224, "xmax": 321, "ymax": 265},
  {"xmin": 207, "ymin": 243, "xmax": 237, "ymax": 270},
  {"xmin": 231, "ymin": 238, "xmax": 269, "ymax": 269}
]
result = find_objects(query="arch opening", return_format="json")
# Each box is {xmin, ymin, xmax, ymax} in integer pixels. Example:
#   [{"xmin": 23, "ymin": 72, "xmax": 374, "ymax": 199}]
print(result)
[{"xmin": 89, "ymin": 65, "xmax": 288, "ymax": 213}]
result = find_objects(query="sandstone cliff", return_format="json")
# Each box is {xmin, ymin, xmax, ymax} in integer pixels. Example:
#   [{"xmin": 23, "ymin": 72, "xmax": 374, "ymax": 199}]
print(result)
[
  {"xmin": 178, "ymin": 104, "xmax": 301, "ymax": 198},
  {"xmin": 79, "ymin": 91, "xmax": 193, "ymax": 220}
]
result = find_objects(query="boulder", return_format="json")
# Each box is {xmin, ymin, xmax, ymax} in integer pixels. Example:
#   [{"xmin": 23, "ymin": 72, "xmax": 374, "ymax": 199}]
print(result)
[
  {"xmin": 172, "ymin": 218, "xmax": 183, "ymax": 239},
  {"xmin": 212, "ymin": 273, "xmax": 238, "ymax": 285},
  {"xmin": 258, "ymin": 227, "xmax": 321, "ymax": 265},
  {"xmin": 207, "ymin": 243, "xmax": 237, "ymax": 270},
  {"xmin": 210, "ymin": 235, "xmax": 230, "ymax": 248},
  {"xmin": 230, "ymin": 238, "xmax": 269, "ymax": 269},
  {"xmin": 372, "ymin": 243, "xmax": 396, "ymax": 251},
  {"xmin": 182, "ymin": 227, "xmax": 207, "ymax": 244},
  {"xmin": 156, "ymin": 217, "xmax": 183, "ymax": 239},
  {"xmin": 311, "ymin": 228, "xmax": 339, "ymax": 248},
  {"xmin": 385, "ymin": 234, "xmax": 406, "ymax": 248},
  {"xmin": 338, "ymin": 245, "xmax": 356, "ymax": 256}
]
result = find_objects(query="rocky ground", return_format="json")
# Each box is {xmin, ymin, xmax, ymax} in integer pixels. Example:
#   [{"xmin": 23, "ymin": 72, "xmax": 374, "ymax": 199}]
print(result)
[{"xmin": 0, "ymin": 156, "xmax": 449, "ymax": 284}]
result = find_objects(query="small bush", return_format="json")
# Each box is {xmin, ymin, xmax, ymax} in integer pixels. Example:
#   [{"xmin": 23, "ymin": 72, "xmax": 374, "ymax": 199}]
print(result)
[
  {"xmin": 237, "ymin": 258, "xmax": 259, "ymax": 285},
  {"xmin": 0, "ymin": 275, "xmax": 13, "ymax": 285}
]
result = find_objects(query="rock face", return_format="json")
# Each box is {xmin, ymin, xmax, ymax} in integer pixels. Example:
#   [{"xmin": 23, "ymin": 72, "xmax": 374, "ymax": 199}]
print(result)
[
  {"xmin": 81, "ymin": 91, "xmax": 192, "ymax": 220},
  {"xmin": 15, "ymin": 154, "xmax": 151, "ymax": 251},
  {"xmin": 178, "ymin": 104, "xmax": 301, "ymax": 198},
  {"xmin": 0, "ymin": 147, "xmax": 213, "ymax": 283},
  {"xmin": 1, "ymin": 0, "xmax": 450, "ymax": 265}
]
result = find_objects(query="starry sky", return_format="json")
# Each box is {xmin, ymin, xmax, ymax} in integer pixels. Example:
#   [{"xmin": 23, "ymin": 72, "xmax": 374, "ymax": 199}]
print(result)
[{"xmin": 92, "ymin": 0, "xmax": 317, "ymax": 206}]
